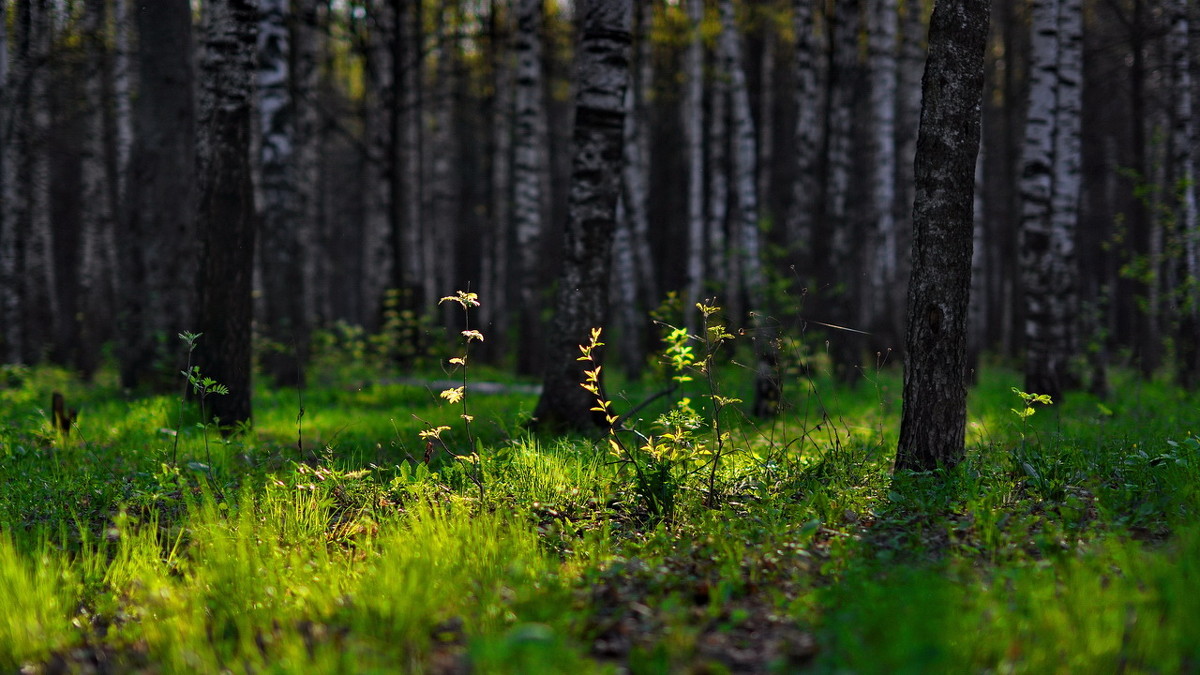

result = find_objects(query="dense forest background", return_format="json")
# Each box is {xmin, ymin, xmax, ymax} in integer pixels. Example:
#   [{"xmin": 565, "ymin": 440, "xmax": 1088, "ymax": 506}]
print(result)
[{"xmin": 0, "ymin": 0, "xmax": 1196, "ymax": 413}]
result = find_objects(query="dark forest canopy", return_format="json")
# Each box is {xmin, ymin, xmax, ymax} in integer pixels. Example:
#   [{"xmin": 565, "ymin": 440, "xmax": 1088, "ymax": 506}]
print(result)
[{"xmin": 0, "ymin": 0, "xmax": 1197, "ymax": 411}]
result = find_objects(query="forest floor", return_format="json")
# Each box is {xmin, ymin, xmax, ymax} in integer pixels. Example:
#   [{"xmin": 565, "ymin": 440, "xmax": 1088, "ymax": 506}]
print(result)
[{"xmin": 1, "ymin": 348, "xmax": 1199, "ymax": 673}]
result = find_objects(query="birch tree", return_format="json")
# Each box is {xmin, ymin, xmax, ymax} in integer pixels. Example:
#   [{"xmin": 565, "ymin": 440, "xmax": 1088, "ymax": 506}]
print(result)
[
  {"xmin": 1168, "ymin": 0, "xmax": 1198, "ymax": 388},
  {"xmin": 895, "ymin": 0, "xmax": 989, "ymax": 472},
  {"xmin": 718, "ymin": 0, "xmax": 781, "ymax": 416},
  {"xmin": 533, "ymin": 0, "xmax": 632, "ymax": 432},
  {"xmin": 195, "ymin": 0, "xmax": 259, "ymax": 427},
  {"xmin": 683, "ymin": 0, "xmax": 706, "ymax": 331},
  {"xmin": 1019, "ymin": 0, "xmax": 1082, "ymax": 401},
  {"xmin": 513, "ymin": 0, "xmax": 551, "ymax": 375},
  {"xmin": 258, "ymin": 0, "xmax": 313, "ymax": 387}
]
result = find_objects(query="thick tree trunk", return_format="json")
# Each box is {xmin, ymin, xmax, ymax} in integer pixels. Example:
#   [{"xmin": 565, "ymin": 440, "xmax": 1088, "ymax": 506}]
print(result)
[
  {"xmin": 512, "ymin": 0, "xmax": 551, "ymax": 375},
  {"xmin": 895, "ymin": 0, "xmax": 989, "ymax": 473},
  {"xmin": 195, "ymin": 0, "xmax": 258, "ymax": 428},
  {"xmin": 119, "ymin": 0, "xmax": 197, "ymax": 387},
  {"xmin": 532, "ymin": 0, "xmax": 632, "ymax": 432}
]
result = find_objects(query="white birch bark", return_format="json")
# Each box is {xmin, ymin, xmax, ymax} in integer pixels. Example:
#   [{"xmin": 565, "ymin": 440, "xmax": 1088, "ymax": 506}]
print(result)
[
  {"xmin": 1020, "ymin": 0, "xmax": 1082, "ymax": 399},
  {"xmin": 1169, "ymin": 0, "xmax": 1198, "ymax": 387},
  {"xmin": 683, "ymin": 0, "xmax": 706, "ymax": 330},
  {"xmin": 512, "ymin": 0, "xmax": 550, "ymax": 374}
]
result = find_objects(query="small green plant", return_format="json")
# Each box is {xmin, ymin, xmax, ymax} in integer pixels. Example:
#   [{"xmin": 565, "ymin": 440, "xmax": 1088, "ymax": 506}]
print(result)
[
  {"xmin": 421, "ymin": 290, "xmax": 486, "ymax": 501},
  {"xmin": 1010, "ymin": 388, "xmax": 1052, "ymax": 438},
  {"xmin": 177, "ymin": 332, "xmax": 229, "ymax": 472}
]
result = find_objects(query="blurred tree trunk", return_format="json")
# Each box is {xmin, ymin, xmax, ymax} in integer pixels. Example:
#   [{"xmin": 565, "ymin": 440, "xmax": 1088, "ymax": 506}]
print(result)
[
  {"xmin": 361, "ymin": 3, "xmax": 395, "ymax": 329},
  {"xmin": 2, "ymin": 0, "xmax": 56, "ymax": 365},
  {"xmin": 112, "ymin": 0, "xmax": 132, "ymax": 212},
  {"xmin": 1019, "ymin": 0, "xmax": 1082, "ymax": 401},
  {"xmin": 707, "ymin": 38, "xmax": 730, "ymax": 312},
  {"xmin": 823, "ymin": 0, "xmax": 863, "ymax": 381},
  {"xmin": 119, "ymin": 0, "xmax": 196, "ymax": 388},
  {"xmin": 892, "ymin": 0, "xmax": 925, "ymax": 356},
  {"xmin": 613, "ymin": 0, "xmax": 656, "ymax": 376},
  {"xmin": 481, "ymin": 0, "xmax": 513, "ymax": 360},
  {"xmin": 718, "ymin": 0, "xmax": 780, "ymax": 416},
  {"xmin": 195, "ymin": 0, "xmax": 258, "ymax": 428},
  {"xmin": 895, "ymin": 0, "xmax": 988, "ymax": 473},
  {"xmin": 789, "ymin": 0, "xmax": 822, "ymax": 269},
  {"xmin": 257, "ymin": 0, "xmax": 313, "ymax": 388},
  {"xmin": 429, "ymin": 2, "xmax": 460, "ymax": 321},
  {"xmin": 77, "ymin": 0, "xmax": 119, "ymax": 378},
  {"xmin": 1168, "ymin": 0, "xmax": 1198, "ymax": 389},
  {"xmin": 533, "ymin": 0, "xmax": 632, "ymax": 432},
  {"xmin": 396, "ymin": 0, "xmax": 425, "ymax": 310},
  {"xmin": 866, "ymin": 0, "xmax": 899, "ymax": 351},
  {"xmin": 683, "ymin": 0, "xmax": 705, "ymax": 331},
  {"xmin": 513, "ymin": 0, "xmax": 550, "ymax": 375}
]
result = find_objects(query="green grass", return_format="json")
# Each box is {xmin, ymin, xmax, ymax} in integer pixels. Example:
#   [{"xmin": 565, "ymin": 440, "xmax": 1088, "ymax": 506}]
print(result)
[{"xmin": 1, "ymin": 353, "xmax": 1199, "ymax": 673}]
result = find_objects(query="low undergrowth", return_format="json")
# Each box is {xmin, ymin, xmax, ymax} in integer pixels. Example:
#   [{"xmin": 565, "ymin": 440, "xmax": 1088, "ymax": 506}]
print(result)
[{"xmin": 1, "ymin": 350, "xmax": 1198, "ymax": 673}]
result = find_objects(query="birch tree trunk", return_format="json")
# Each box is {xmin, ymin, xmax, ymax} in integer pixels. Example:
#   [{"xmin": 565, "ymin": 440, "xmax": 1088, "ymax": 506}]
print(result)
[
  {"xmin": 683, "ymin": 0, "xmax": 706, "ymax": 331},
  {"xmin": 533, "ymin": 0, "xmax": 632, "ymax": 432},
  {"xmin": 1169, "ymin": 0, "xmax": 1198, "ymax": 388},
  {"xmin": 718, "ymin": 0, "xmax": 781, "ymax": 416},
  {"xmin": 1019, "ymin": 0, "xmax": 1082, "ymax": 401},
  {"xmin": 257, "ymin": 0, "xmax": 312, "ymax": 387},
  {"xmin": 513, "ymin": 0, "xmax": 551, "ymax": 375},
  {"xmin": 895, "ymin": 0, "xmax": 989, "ymax": 473},
  {"xmin": 707, "ymin": 45, "xmax": 731, "ymax": 310},
  {"xmin": 118, "ymin": 0, "xmax": 196, "ymax": 387},
  {"xmin": 195, "ymin": 0, "xmax": 258, "ymax": 428}
]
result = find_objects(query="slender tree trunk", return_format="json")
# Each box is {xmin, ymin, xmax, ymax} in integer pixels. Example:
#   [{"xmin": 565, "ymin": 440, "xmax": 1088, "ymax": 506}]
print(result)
[
  {"xmin": 533, "ymin": 0, "xmax": 632, "ymax": 432},
  {"xmin": 77, "ymin": 0, "xmax": 117, "ymax": 377},
  {"xmin": 707, "ymin": 46, "xmax": 731, "ymax": 310},
  {"xmin": 429, "ymin": 2, "xmax": 460, "ymax": 323},
  {"xmin": 361, "ymin": 3, "xmax": 395, "ymax": 329},
  {"xmin": 0, "ymin": 0, "xmax": 17, "ymax": 362},
  {"xmin": 892, "ymin": 0, "xmax": 926, "ymax": 356},
  {"xmin": 396, "ymin": 0, "xmax": 425, "ymax": 311},
  {"xmin": 895, "ymin": 0, "xmax": 989, "ymax": 473},
  {"xmin": 789, "ymin": 0, "xmax": 822, "ymax": 268},
  {"xmin": 1169, "ymin": 0, "xmax": 1198, "ymax": 388},
  {"xmin": 481, "ymin": 0, "xmax": 513, "ymax": 359},
  {"xmin": 867, "ymin": 0, "xmax": 900, "ymax": 350},
  {"xmin": 513, "ymin": 0, "xmax": 551, "ymax": 375},
  {"xmin": 118, "ymin": 0, "xmax": 196, "ymax": 388},
  {"xmin": 195, "ymin": 0, "xmax": 259, "ymax": 428},
  {"xmin": 683, "ymin": 0, "xmax": 706, "ymax": 331},
  {"xmin": 718, "ymin": 0, "xmax": 780, "ymax": 416},
  {"xmin": 614, "ymin": 0, "xmax": 656, "ymax": 375},
  {"xmin": 824, "ymin": 0, "xmax": 863, "ymax": 381}
]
